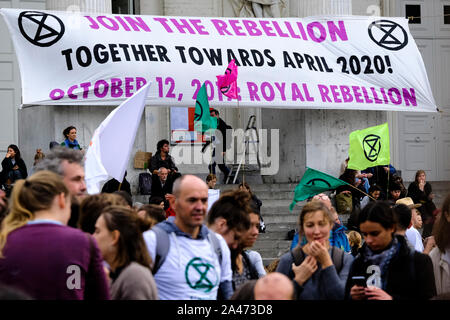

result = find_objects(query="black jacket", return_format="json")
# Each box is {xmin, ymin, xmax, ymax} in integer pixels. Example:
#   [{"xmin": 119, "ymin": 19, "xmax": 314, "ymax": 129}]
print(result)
[
  {"xmin": 150, "ymin": 174, "xmax": 173, "ymax": 199},
  {"xmin": 345, "ymin": 235, "xmax": 436, "ymax": 300},
  {"xmin": 1, "ymin": 157, "xmax": 28, "ymax": 184},
  {"xmin": 149, "ymin": 153, "xmax": 178, "ymax": 173}
]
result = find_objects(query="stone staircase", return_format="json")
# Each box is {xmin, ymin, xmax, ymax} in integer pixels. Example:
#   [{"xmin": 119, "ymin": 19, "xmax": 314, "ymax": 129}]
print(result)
[{"xmin": 132, "ymin": 178, "xmax": 450, "ymax": 268}]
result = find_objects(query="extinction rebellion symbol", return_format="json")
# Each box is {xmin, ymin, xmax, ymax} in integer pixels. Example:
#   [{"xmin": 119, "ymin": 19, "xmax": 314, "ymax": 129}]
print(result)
[
  {"xmin": 368, "ymin": 20, "xmax": 408, "ymax": 51},
  {"xmin": 363, "ymin": 134, "xmax": 381, "ymax": 162},
  {"xmin": 185, "ymin": 257, "xmax": 219, "ymax": 293},
  {"xmin": 306, "ymin": 179, "xmax": 331, "ymax": 188},
  {"xmin": 18, "ymin": 11, "xmax": 65, "ymax": 47}
]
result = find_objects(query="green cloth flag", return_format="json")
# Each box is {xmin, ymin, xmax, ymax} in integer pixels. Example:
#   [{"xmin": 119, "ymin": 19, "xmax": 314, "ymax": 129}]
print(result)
[
  {"xmin": 194, "ymin": 83, "xmax": 217, "ymax": 133},
  {"xmin": 289, "ymin": 167, "xmax": 349, "ymax": 211},
  {"xmin": 347, "ymin": 122, "xmax": 390, "ymax": 171}
]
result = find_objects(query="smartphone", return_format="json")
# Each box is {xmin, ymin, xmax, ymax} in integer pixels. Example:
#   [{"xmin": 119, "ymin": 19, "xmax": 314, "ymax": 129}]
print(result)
[{"xmin": 351, "ymin": 276, "xmax": 367, "ymax": 287}]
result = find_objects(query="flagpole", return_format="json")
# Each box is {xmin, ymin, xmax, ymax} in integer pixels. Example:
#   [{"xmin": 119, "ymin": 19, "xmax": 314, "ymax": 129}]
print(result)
[
  {"xmin": 344, "ymin": 182, "xmax": 376, "ymax": 201},
  {"xmin": 118, "ymin": 183, "xmax": 122, "ymax": 191}
]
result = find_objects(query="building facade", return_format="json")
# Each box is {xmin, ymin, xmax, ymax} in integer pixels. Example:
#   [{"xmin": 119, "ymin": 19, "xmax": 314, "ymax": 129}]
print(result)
[{"xmin": 0, "ymin": 0, "xmax": 448, "ymax": 192}]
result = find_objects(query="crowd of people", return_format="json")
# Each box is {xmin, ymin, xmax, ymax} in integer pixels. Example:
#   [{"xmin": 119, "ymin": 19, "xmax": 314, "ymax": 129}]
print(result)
[{"xmin": 0, "ymin": 130, "xmax": 449, "ymax": 301}]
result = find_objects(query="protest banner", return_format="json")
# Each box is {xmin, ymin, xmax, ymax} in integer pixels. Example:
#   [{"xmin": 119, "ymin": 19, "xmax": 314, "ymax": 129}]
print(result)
[{"xmin": 0, "ymin": 9, "xmax": 438, "ymax": 112}]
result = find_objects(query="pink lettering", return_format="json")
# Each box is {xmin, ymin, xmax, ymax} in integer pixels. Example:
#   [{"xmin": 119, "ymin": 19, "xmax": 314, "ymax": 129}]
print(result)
[
  {"xmin": 170, "ymin": 18, "xmax": 195, "ymax": 34},
  {"xmin": 388, "ymin": 88, "xmax": 402, "ymax": 105},
  {"xmin": 330, "ymin": 85, "xmax": 342, "ymax": 103},
  {"xmin": 154, "ymin": 17, "xmax": 173, "ymax": 33},
  {"xmin": 125, "ymin": 77, "xmax": 134, "ymax": 97},
  {"xmin": 274, "ymin": 82, "xmax": 286, "ymax": 101},
  {"xmin": 291, "ymin": 83, "xmax": 305, "ymax": 101},
  {"xmin": 242, "ymin": 20, "xmax": 262, "ymax": 36},
  {"xmin": 318, "ymin": 85, "xmax": 332, "ymax": 102},
  {"xmin": 402, "ymin": 88, "xmax": 417, "ymax": 106},
  {"xmin": 261, "ymin": 82, "xmax": 275, "ymax": 101},
  {"xmin": 80, "ymin": 82, "xmax": 91, "ymax": 99},
  {"xmin": 84, "ymin": 16, "xmax": 99, "ymax": 29},
  {"xmin": 260, "ymin": 20, "xmax": 276, "ymax": 36},
  {"xmin": 68, "ymin": 85, "xmax": 78, "ymax": 99},
  {"xmin": 229, "ymin": 19, "xmax": 246, "ymax": 36},
  {"xmin": 272, "ymin": 21, "xmax": 289, "ymax": 37},
  {"xmin": 189, "ymin": 19, "xmax": 209, "ymax": 35},
  {"xmin": 97, "ymin": 16, "xmax": 119, "ymax": 31},
  {"xmin": 327, "ymin": 21, "xmax": 348, "ymax": 42},
  {"xmin": 49, "ymin": 89, "xmax": 64, "ymax": 100},
  {"xmin": 211, "ymin": 19, "xmax": 232, "ymax": 35},
  {"xmin": 94, "ymin": 80, "xmax": 109, "ymax": 98},
  {"xmin": 111, "ymin": 78, "xmax": 123, "ymax": 97},
  {"xmin": 124, "ymin": 16, "xmax": 151, "ymax": 32},
  {"xmin": 340, "ymin": 86, "xmax": 353, "ymax": 102},
  {"xmin": 352, "ymin": 86, "xmax": 364, "ymax": 103},
  {"xmin": 307, "ymin": 22, "xmax": 327, "ymax": 43},
  {"xmin": 247, "ymin": 82, "xmax": 260, "ymax": 101}
]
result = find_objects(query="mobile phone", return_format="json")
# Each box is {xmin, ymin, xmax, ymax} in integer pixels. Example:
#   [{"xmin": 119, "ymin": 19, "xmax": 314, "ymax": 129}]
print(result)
[{"xmin": 351, "ymin": 276, "xmax": 367, "ymax": 287}]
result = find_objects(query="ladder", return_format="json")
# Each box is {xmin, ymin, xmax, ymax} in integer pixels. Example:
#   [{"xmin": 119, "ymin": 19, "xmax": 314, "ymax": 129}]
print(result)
[{"xmin": 225, "ymin": 115, "xmax": 261, "ymax": 184}]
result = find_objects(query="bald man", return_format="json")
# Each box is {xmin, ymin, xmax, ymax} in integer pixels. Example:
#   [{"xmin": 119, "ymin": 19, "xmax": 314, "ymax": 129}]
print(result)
[
  {"xmin": 254, "ymin": 272, "xmax": 294, "ymax": 300},
  {"xmin": 143, "ymin": 175, "xmax": 233, "ymax": 300}
]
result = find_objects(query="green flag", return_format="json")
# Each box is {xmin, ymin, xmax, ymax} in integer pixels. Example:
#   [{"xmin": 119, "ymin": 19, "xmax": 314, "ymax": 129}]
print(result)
[
  {"xmin": 347, "ymin": 122, "xmax": 390, "ymax": 171},
  {"xmin": 194, "ymin": 84, "xmax": 217, "ymax": 133},
  {"xmin": 289, "ymin": 167, "xmax": 349, "ymax": 211}
]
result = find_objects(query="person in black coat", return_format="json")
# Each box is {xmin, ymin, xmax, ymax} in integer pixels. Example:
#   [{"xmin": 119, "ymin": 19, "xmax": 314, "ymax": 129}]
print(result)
[
  {"xmin": 208, "ymin": 109, "xmax": 231, "ymax": 184},
  {"xmin": 407, "ymin": 170, "xmax": 437, "ymax": 238},
  {"xmin": 345, "ymin": 201, "xmax": 436, "ymax": 300},
  {"xmin": 149, "ymin": 167, "xmax": 173, "ymax": 209},
  {"xmin": 101, "ymin": 171, "xmax": 132, "ymax": 197},
  {"xmin": 1, "ymin": 144, "xmax": 27, "ymax": 186}
]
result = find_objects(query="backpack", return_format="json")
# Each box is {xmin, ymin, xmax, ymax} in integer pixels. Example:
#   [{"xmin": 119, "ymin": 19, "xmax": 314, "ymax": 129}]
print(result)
[
  {"xmin": 336, "ymin": 192, "xmax": 353, "ymax": 215},
  {"xmin": 138, "ymin": 172, "xmax": 152, "ymax": 195},
  {"xmin": 151, "ymin": 225, "xmax": 223, "ymax": 275},
  {"xmin": 290, "ymin": 245, "xmax": 345, "ymax": 274}
]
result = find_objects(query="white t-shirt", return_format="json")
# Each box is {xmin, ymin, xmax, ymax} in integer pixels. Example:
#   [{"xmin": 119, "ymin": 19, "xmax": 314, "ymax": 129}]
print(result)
[
  {"xmin": 143, "ymin": 228, "xmax": 231, "ymax": 300},
  {"xmin": 405, "ymin": 227, "xmax": 424, "ymax": 252}
]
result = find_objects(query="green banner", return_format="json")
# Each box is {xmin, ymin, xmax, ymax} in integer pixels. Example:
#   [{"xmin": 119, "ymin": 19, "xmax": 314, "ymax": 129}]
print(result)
[
  {"xmin": 194, "ymin": 84, "xmax": 217, "ymax": 133},
  {"xmin": 347, "ymin": 122, "xmax": 390, "ymax": 171},
  {"xmin": 289, "ymin": 167, "xmax": 348, "ymax": 211}
]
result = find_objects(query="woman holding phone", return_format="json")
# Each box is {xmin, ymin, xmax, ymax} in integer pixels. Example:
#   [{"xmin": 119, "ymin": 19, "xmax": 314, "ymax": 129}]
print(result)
[{"xmin": 345, "ymin": 201, "xmax": 436, "ymax": 300}]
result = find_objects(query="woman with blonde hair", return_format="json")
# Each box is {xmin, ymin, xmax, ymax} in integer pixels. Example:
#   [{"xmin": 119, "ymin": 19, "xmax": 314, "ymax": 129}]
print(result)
[
  {"xmin": 276, "ymin": 200, "xmax": 354, "ymax": 299},
  {"xmin": 0, "ymin": 170, "xmax": 109, "ymax": 300}
]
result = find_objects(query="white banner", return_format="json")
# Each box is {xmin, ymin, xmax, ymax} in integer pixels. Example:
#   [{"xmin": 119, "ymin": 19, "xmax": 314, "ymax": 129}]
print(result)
[{"xmin": 0, "ymin": 8, "xmax": 438, "ymax": 112}]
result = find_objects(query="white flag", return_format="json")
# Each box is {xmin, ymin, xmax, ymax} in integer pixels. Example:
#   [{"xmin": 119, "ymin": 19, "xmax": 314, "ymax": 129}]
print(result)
[{"xmin": 85, "ymin": 83, "xmax": 151, "ymax": 194}]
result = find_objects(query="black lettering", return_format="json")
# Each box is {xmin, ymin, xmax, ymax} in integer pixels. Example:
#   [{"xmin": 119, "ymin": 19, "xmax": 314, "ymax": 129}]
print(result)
[
  {"xmin": 314, "ymin": 56, "xmax": 324, "ymax": 72},
  {"xmin": 238, "ymin": 49, "xmax": 252, "ymax": 67},
  {"xmin": 283, "ymin": 51, "xmax": 296, "ymax": 68},
  {"xmin": 202, "ymin": 48, "xmax": 222, "ymax": 66},
  {"xmin": 118, "ymin": 44, "xmax": 131, "ymax": 61},
  {"xmin": 76, "ymin": 46, "xmax": 92, "ymax": 67},
  {"xmin": 145, "ymin": 45, "xmax": 158, "ymax": 61},
  {"xmin": 293, "ymin": 52, "xmax": 304, "ymax": 68},
  {"xmin": 304, "ymin": 54, "xmax": 317, "ymax": 71},
  {"xmin": 93, "ymin": 44, "xmax": 109, "ymax": 64},
  {"xmin": 108, "ymin": 44, "xmax": 121, "ymax": 62},
  {"xmin": 156, "ymin": 45, "xmax": 170, "ymax": 62},
  {"xmin": 188, "ymin": 47, "xmax": 204, "ymax": 65},
  {"xmin": 264, "ymin": 49, "xmax": 275, "ymax": 67},
  {"xmin": 251, "ymin": 49, "xmax": 264, "ymax": 67},
  {"xmin": 61, "ymin": 48, "xmax": 73, "ymax": 70},
  {"xmin": 175, "ymin": 46, "xmax": 187, "ymax": 63},
  {"xmin": 227, "ymin": 49, "xmax": 239, "ymax": 66},
  {"xmin": 321, "ymin": 57, "xmax": 333, "ymax": 72},
  {"xmin": 131, "ymin": 44, "xmax": 147, "ymax": 61}
]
